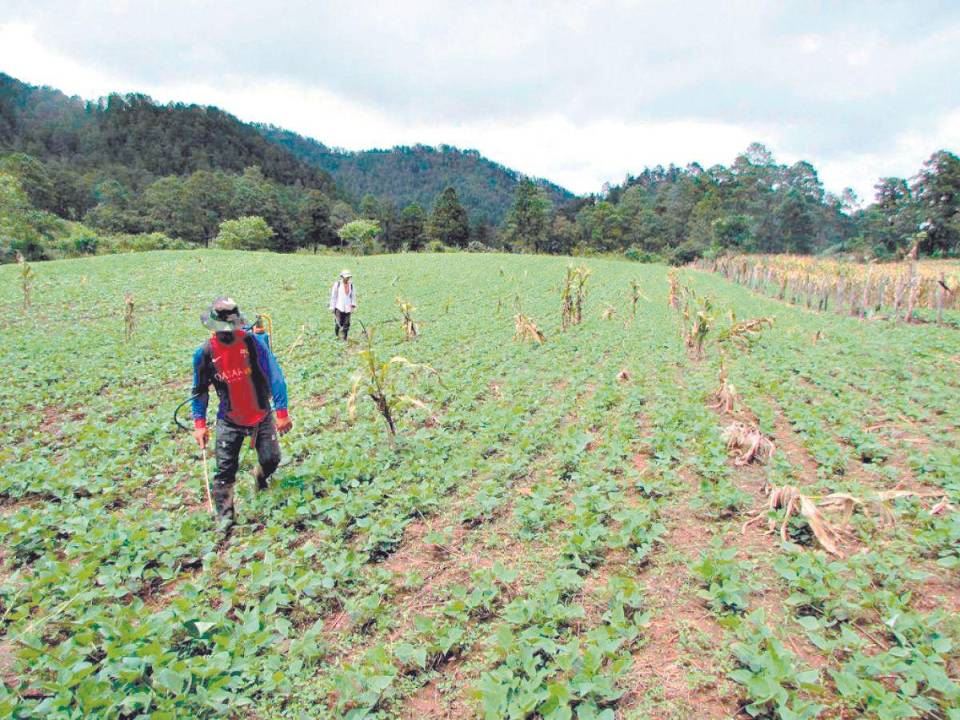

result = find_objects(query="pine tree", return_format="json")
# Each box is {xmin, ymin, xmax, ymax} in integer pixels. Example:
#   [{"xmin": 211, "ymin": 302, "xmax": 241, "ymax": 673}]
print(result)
[
  {"xmin": 428, "ymin": 187, "xmax": 469, "ymax": 248},
  {"xmin": 396, "ymin": 203, "xmax": 427, "ymax": 250},
  {"xmin": 503, "ymin": 178, "xmax": 552, "ymax": 252}
]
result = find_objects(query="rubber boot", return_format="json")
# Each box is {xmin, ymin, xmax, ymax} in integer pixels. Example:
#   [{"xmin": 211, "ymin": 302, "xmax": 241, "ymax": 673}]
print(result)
[{"xmin": 252, "ymin": 465, "xmax": 269, "ymax": 492}]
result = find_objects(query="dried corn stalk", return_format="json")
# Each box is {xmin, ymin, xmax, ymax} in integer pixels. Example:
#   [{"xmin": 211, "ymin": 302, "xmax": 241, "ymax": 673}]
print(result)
[
  {"xmin": 667, "ymin": 270, "xmax": 680, "ymax": 311},
  {"xmin": 629, "ymin": 279, "xmax": 648, "ymax": 319},
  {"xmin": 347, "ymin": 329, "xmax": 443, "ymax": 436},
  {"xmin": 716, "ymin": 316, "xmax": 774, "ymax": 351},
  {"xmin": 561, "ymin": 265, "xmax": 591, "ymax": 329},
  {"xmin": 18, "ymin": 253, "xmax": 34, "ymax": 311},
  {"xmin": 723, "ymin": 422, "xmax": 775, "ymax": 465},
  {"xmin": 709, "ymin": 363, "xmax": 738, "ymax": 414},
  {"xmin": 601, "ymin": 304, "xmax": 616, "ymax": 320},
  {"xmin": 123, "ymin": 293, "xmax": 135, "ymax": 341},
  {"xmin": 396, "ymin": 296, "xmax": 419, "ymax": 340},
  {"xmin": 763, "ymin": 485, "xmax": 843, "ymax": 556},
  {"xmin": 744, "ymin": 485, "xmax": 951, "ymax": 557},
  {"xmin": 514, "ymin": 314, "xmax": 546, "ymax": 344},
  {"xmin": 679, "ymin": 292, "xmax": 712, "ymax": 359}
]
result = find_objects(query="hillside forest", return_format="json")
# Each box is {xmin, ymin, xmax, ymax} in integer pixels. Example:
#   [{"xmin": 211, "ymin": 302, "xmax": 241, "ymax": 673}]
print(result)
[{"xmin": 1, "ymin": 73, "xmax": 959, "ymax": 263}]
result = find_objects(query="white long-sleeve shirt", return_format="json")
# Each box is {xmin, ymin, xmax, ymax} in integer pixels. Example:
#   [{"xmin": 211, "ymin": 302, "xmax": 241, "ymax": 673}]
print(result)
[{"xmin": 329, "ymin": 280, "xmax": 357, "ymax": 313}]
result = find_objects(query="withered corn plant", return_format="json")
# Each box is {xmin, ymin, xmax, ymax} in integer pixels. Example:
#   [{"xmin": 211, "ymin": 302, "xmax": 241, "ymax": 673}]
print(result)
[
  {"xmin": 667, "ymin": 270, "xmax": 680, "ymax": 311},
  {"xmin": 123, "ymin": 293, "xmax": 136, "ymax": 341},
  {"xmin": 629, "ymin": 279, "xmax": 647, "ymax": 320},
  {"xmin": 743, "ymin": 486, "xmax": 950, "ymax": 557},
  {"xmin": 18, "ymin": 252, "xmax": 34, "ymax": 311},
  {"xmin": 743, "ymin": 485, "xmax": 842, "ymax": 555},
  {"xmin": 716, "ymin": 314, "xmax": 774, "ymax": 352},
  {"xmin": 709, "ymin": 361, "xmax": 738, "ymax": 414},
  {"xmin": 560, "ymin": 264, "xmax": 590, "ymax": 329},
  {"xmin": 348, "ymin": 328, "xmax": 442, "ymax": 437},
  {"xmin": 723, "ymin": 421, "xmax": 775, "ymax": 465},
  {"xmin": 681, "ymin": 293, "xmax": 713, "ymax": 359},
  {"xmin": 601, "ymin": 304, "xmax": 616, "ymax": 320},
  {"xmin": 396, "ymin": 296, "xmax": 418, "ymax": 340},
  {"xmin": 514, "ymin": 313, "xmax": 546, "ymax": 344}
]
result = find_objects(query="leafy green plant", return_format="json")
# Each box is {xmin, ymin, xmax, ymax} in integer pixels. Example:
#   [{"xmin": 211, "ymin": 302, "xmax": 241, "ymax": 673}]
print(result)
[
  {"xmin": 690, "ymin": 541, "xmax": 754, "ymax": 615},
  {"xmin": 728, "ymin": 609, "xmax": 823, "ymax": 719}
]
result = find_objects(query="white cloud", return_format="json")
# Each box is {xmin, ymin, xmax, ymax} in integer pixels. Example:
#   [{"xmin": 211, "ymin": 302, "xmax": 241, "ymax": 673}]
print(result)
[
  {"xmin": 817, "ymin": 109, "xmax": 960, "ymax": 204},
  {"xmin": 1, "ymin": 3, "xmax": 958, "ymax": 200},
  {"xmin": 0, "ymin": 22, "xmax": 779, "ymax": 193},
  {"xmin": 797, "ymin": 34, "xmax": 824, "ymax": 54},
  {"xmin": 0, "ymin": 22, "xmax": 116, "ymax": 98}
]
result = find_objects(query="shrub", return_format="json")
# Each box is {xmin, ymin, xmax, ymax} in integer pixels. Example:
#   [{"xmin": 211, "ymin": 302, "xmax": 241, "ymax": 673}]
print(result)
[
  {"xmin": 624, "ymin": 245, "xmax": 662, "ymax": 263},
  {"xmin": 54, "ymin": 225, "xmax": 100, "ymax": 257},
  {"xmin": 466, "ymin": 240, "xmax": 492, "ymax": 253},
  {"xmin": 214, "ymin": 216, "xmax": 275, "ymax": 250},
  {"xmin": 425, "ymin": 240, "xmax": 447, "ymax": 253},
  {"xmin": 669, "ymin": 241, "xmax": 703, "ymax": 266},
  {"xmin": 101, "ymin": 232, "xmax": 192, "ymax": 253},
  {"xmin": 337, "ymin": 219, "xmax": 382, "ymax": 256}
]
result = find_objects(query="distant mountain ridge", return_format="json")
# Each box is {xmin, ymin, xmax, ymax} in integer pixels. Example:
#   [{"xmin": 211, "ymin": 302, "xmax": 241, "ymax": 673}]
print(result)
[
  {"xmin": 257, "ymin": 125, "xmax": 575, "ymax": 224},
  {"xmin": 0, "ymin": 71, "xmax": 576, "ymax": 225},
  {"xmin": 0, "ymin": 72, "xmax": 337, "ymax": 196}
]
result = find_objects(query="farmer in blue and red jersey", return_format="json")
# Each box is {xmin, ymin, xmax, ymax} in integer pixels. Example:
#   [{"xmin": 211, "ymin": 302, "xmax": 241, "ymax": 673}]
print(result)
[{"xmin": 191, "ymin": 297, "xmax": 293, "ymax": 528}]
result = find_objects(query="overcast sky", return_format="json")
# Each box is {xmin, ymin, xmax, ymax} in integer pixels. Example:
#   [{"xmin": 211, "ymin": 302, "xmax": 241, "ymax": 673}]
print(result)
[{"xmin": 1, "ymin": 1, "xmax": 958, "ymax": 201}]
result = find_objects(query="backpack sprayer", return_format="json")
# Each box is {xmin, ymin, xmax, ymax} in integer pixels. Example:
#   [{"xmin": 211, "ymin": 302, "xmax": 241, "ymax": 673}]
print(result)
[{"xmin": 250, "ymin": 313, "xmax": 273, "ymax": 348}]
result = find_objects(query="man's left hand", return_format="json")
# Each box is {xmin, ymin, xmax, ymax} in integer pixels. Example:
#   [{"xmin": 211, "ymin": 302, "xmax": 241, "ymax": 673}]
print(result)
[{"xmin": 276, "ymin": 415, "xmax": 293, "ymax": 435}]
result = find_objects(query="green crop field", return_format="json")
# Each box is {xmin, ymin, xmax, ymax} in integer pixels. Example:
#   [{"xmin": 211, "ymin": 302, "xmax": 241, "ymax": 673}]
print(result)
[{"xmin": 1, "ymin": 250, "xmax": 958, "ymax": 720}]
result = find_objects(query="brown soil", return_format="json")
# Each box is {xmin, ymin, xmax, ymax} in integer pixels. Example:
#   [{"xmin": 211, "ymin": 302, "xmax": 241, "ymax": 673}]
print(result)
[
  {"xmin": 38, "ymin": 405, "xmax": 64, "ymax": 438},
  {"xmin": 399, "ymin": 659, "xmax": 475, "ymax": 719},
  {"xmin": 304, "ymin": 392, "xmax": 328, "ymax": 409},
  {"xmin": 0, "ymin": 641, "xmax": 17, "ymax": 689},
  {"xmin": 619, "ymin": 502, "xmax": 736, "ymax": 719},
  {"xmin": 767, "ymin": 398, "xmax": 821, "ymax": 480}
]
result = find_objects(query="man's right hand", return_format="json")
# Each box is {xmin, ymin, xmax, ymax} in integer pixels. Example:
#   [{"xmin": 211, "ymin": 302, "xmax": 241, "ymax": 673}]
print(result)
[{"xmin": 193, "ymin": 427, "xmax": 209, "ymax": 449}]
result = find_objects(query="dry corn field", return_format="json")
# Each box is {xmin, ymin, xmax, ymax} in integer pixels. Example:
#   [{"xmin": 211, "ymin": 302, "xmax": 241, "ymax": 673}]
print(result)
[
  {"xmin": 1, "ymin": 250, "xmax": 958, "ymax": 719},
  {"xmin": 699, "ymin": 255, "xmax": 960, "ymax": 327}
]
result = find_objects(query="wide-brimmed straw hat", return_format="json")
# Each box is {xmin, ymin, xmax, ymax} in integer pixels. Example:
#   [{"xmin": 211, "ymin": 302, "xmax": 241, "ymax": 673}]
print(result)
[
  {"xmin": 339, "ymin": 269, "xmax": 352, "ymax": 279},
  {"xmin": 201, "ymin": 296, "xmax": 248, "ymax": 332}
]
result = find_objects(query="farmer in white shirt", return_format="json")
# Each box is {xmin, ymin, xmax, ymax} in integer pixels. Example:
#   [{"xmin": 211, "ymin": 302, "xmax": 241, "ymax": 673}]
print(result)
[{"xmin": 329, "ymin": 269, "xmax": 357, "ymax": 340}]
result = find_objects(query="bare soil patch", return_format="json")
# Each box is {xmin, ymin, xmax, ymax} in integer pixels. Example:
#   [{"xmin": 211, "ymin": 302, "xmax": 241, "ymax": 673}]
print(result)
[{"xmin": 0, "ymin": 640, "xmax": 18, "ymax": 689}]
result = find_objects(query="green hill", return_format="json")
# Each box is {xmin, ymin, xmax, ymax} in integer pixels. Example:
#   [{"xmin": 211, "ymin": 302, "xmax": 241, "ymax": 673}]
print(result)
[
  {"xmin": 0, "ymin": 73, "xmax": 336, "ymax": 195},
  {"xmin": 258, "ymin": 125, "xmax": 575, "ymax": 224}
]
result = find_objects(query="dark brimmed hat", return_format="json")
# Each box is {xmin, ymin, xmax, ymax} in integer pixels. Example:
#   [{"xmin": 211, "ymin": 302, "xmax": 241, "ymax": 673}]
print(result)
[{"xmin": 201, "ymin": 297, "xmax": 247, "ymax": 332}]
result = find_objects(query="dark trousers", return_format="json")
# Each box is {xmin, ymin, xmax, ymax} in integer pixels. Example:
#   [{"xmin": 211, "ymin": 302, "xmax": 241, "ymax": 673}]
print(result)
[
  {"xmin": 213, "ymin": 413, "xmax": 281, "ymax": 523},
  {"xmin": 334, "ymin": 309, "xmax": 351, "ymax": 339}
]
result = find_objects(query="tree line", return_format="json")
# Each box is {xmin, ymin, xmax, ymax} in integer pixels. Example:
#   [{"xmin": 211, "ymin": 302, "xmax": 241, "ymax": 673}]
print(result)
[
  {"xmin": 2, "ymin": 73, "xmax": 958, "ymax": 262},
  {"xmin": 497, "ymin": 143, "xmax": 960, "ymax": 261}
]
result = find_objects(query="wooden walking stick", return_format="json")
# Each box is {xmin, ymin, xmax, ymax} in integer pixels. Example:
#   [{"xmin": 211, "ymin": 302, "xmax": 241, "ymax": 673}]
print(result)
[{"xmin": 201, "ymin": 446, "xmax": 214, "ymax": 515}]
